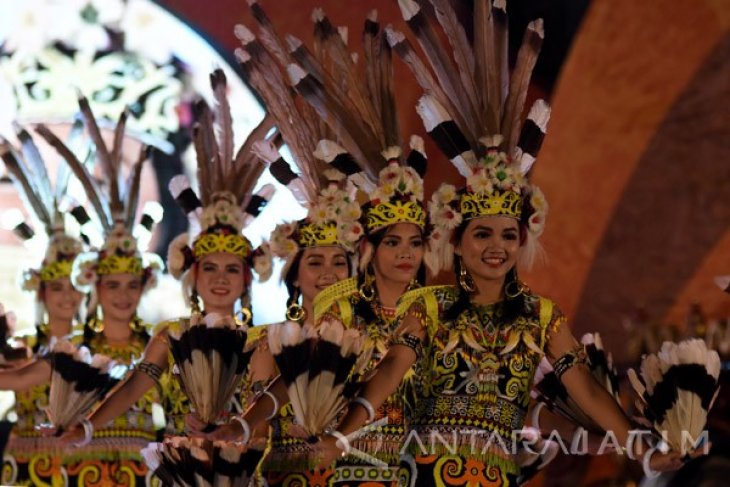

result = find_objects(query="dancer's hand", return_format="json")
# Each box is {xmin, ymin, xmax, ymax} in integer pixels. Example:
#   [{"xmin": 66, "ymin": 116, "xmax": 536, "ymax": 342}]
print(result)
[
  {"xmin": 185, "ymin": 413, "xmax": 247, "ymax": 442},
  {"xmin": 645, "ymin": 443, "xmax": 712, "ymax": 475},
  {"xmin": 311, "ymin": 433, "xmax": 346, "ymax": 470},
  {"xmin": 57, "ymin": 426, "xmax": 84, "ymax": 446}
]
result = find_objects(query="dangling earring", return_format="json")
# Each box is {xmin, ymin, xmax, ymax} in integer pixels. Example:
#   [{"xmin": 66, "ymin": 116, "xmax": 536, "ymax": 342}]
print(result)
[
  {"xmin": 504, "ymin": 279, "xmax": 528, "ymax": 299},
  {"xmin": 286, "ymin": 288, "xmax": 306, "ymax": 323},
  {"xmin": 129, "ymin": 315, "xmax": 145, "ymax": 333},
  {"xmin": 88, "ymin": 311, "xmax": 104, "ymax": 333},
  {"xmin": 407, "ymin": 278, "xmax": 419, "ymax": 292},
  {"xmin": 359, "ymin": 267, "xmax": 376, "ymax": 302},
  {"xmin": 190, "ymin": 289, "xmax": 202, "ymax": 315},
  {"xmin": 458, "ymin": 257, "xmax": 476, "ymax": 293},
  {"xmin": 237, "ymin": 292, "xmax": 252, "ymax": 326}
]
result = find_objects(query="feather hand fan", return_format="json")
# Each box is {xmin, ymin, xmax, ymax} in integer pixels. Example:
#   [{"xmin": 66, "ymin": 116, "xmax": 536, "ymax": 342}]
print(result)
[
  {"xmin": 515, "ymin": 427, "xmax": 559, "ymax": 486},
  {"xmin": 142, "ymin": 436, "xmax": 263, "ymax": 487},
  {"xmin": 168, "ymin": 313, "xmax": 252, "ymax": 428},
  {"xmin": 628, "ymin": 338, "xmax": 720, "ymax": 454},
  {"xmin": 268, "ymin": 319, "xmax": 372, "ymax": 441},
  {"xmin": 531, "ymin": 333, "xmax": 621, "ymax": 433},
  {"xmin": 0, "ymin": 304, "xmax": 30, "ymax": 365},
  {"xmin": 46, "ymin": 338, "xmax": 125, "ymax": 433}
]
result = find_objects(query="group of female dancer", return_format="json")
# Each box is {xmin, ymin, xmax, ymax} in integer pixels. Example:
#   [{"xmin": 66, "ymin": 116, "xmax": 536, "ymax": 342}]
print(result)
[{"xmin": 0, "ymin": 2, "xmax": 702, "ymax": 486}]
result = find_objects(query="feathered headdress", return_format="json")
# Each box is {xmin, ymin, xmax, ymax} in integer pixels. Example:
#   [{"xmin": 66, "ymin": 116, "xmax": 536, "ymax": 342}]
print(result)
[
  {"xmin": 0, "ymin": 120, "xmax": 89, "ymax": 293},
  {"xmin": 233, "ymin": 11, "xmax": 363, "ymax": 277},
  {"xmin": 166, "ymin": 69, "xmax": 274, "ymax": 286},
  {"xmin": 628, "ymin": 338, "xmax": 721, "ymax": 455},
  {"xmin": 34, "ymin": 98, "xmax": 164, "ymax": 302},
  {"xmin": 244, "ymin": 4, "xmax": 428, "ymax": 260},
  {"xmin": 387, "ymin": 0, "xmax": 550, "ymax": 274}
]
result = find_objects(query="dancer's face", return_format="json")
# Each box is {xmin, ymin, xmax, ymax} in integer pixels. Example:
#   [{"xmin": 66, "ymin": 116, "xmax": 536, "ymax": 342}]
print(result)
[
  {"xmin": 41, "ymin": 277, "xmax": 83, "ymax": 323},
  {"xmin": 456, "ymin": 216, "xmax": 521, "ymax": 285},
  {"xmin": 195, "ymin": 252, "xmax": 246, "ymax": 313},
  {"xmin": 97, "ymin": 273, "xmax": 143, "ymax": 323},
  {"xmin": 372, "ymin": 223, "xmax": 424, "ymax": 287},
  {"xmin": 296, "ymin": 246, "xmax": 349, "ymax": 304}
]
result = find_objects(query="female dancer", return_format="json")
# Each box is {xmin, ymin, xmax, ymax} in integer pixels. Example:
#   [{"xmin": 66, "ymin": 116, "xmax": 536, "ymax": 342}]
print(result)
[
  {"xmin": 315, "ymin": 1, "xmax": 704, "ymax": 483},
  {"xmin": 0, "ymin": 106, "xmax": 164, "ymax": 485},
  {"xmin": 59, "ymin": 70, "xmax": 275, "ymax": 451},
  {"xmin": 191, "ymin": 9, "xmax": 431, "ymax": 485},
  {"xmin": 0, "ymin": 129, "xmax": 86, "ymax": 485}
]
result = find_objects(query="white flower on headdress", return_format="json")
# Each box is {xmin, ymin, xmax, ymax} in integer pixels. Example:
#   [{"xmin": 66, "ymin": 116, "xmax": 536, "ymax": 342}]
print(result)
[
  {"xmin": 467, "ymin": 169, "xmax": 494, "ymax": 195},
  {"xmin": 200, "ymin": 198, "xmax": 245, "ymax": 232},
  {"xmin": 74, "ymin": 259, "xmax": 98, "ymax": 288},
  {"xmin": 104, "ymin": 224, "xmax": 138, "ymax": 256},
  {"xmin": 309, "ymin": 204, "xmax": 330, "ymax": 225},
  {"xmin": 269, "ymin": 223, "xmax": 299, "ymax": 258},
  {"xmin": 527, "ymin": 188, "xmax": 549, "ymax": 236},
  {"xmin": 434, "ymin": 184, "xmax": 458, "ymax": 205},
  {"xmin": 252, "ymin": 242, "xmax": 273, "ymax": 282},
  {"xmin": 22, "ymin": 270, "xmax": 41, "ymax": 292},
  {"xmin": 340, "ymin": 221, "xmax": 364, "ymax": 249},
  {"xmin": 342, "ymin": 201, "xmax": 361, "ymax": 220},
  {"xmin": 323, "ymin": 169, "xmax": 345, "ymax": 182},
  {"xmin": 167, "ymin": 233, "xmax": 190, "ymax": 279},
  {"xmin": 54, "ymin": 235, "xmax": 83, "ymax": 256},
  {"xmin": 319, "ymin": 186, "xmax": 347, "ymax": 207},
  {"xmin": 432, "ymin": 205, "xmax": 462, "ymax": 231}
]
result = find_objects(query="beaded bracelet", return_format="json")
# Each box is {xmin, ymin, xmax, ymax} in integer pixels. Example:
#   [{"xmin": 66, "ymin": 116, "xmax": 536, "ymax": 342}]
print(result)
[
  {"xmin": 553, "ymin": 345, "xmax": 587, "ymax": 379},
  {"xmin": 137, "ymin": 361, "xmax": 163, "ymax": 383}
]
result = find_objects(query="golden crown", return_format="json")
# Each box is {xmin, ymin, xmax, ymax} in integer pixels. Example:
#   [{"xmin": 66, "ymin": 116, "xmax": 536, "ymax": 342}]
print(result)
[
  {"xmin": 39, "ymin": 260, "xmax": 74, "ymax": 282},
  {"xmin": 297, "ymin": 222, "xmax": 340, "ymax": 248},
  {"xmin": 97, "ymin": 254, "xmax": 144, "ymax": 276},
  {"xmin": 459, "ymin": 189, "xmax": 523, "ymax": 220},
  {"xmin": 365, "ymin": 199, "xmax": 426, "ymax": 233},
  {"xmin": 192, "ymin": 232, "xmax": 252, "ymax": 261}
]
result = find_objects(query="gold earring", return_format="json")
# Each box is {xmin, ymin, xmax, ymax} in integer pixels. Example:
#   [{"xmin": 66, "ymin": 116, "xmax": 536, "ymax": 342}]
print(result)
[
  {"xmin": 129, "ymin": 316, "xmax": 145, "ymax": 333},
  {"xmin": 504, "ymin": 279, "xmax": 527, "ymax": 299},
  {"xmin": 285, "ymin": 288, "xmax": 307, "ymax": 322},
  {"xmin": 359, "ymin": 269, "xmax": 376, "ymax": 302},
  {"xmin": 237, "ymin": 307, "xmax": 252, "ymax": 326},
  {"xmin": 458, "ymin": 258, "xmax": 476, "ymax": 293},
  {"xmin": 89, "ymin": 315, "xmax": 104, "ymax": 333}
]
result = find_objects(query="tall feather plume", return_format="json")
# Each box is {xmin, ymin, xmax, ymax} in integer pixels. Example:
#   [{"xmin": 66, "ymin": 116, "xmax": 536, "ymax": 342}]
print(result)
[
  {"xmin": 236, "ymin": 16, "xmax": 332, "ymax": 201},
  {"xmin": 13, "ymin": 122, "xmax": 53, "ymax": 214},
  {"xmin": 398, "ymin": 0, "xmax": 479, "ymax": 140},
  {"xmin": 0, "ymin": 140, "xmax": 52, "ymax": 228},
  {"xmin": 124, "ymin": 146, "xmax": 149, "ymax": 229},
  {"xmin": 210, "ymin": 69, "xmax": 234, "ymax": 178},
  {"xmin": 393, "ymin": 0, "xmax": 548, "ymax": 170},
  {"xmin": 34, "ymin": 124, "xmax": 112, "ymax": 232},
  {"xmin": 77, "ymin": 95, "xmax": 123, "ymax": 217},
  {"xmin": 54, "ymin": 116, "xmax": 86, "ymax": 207}
]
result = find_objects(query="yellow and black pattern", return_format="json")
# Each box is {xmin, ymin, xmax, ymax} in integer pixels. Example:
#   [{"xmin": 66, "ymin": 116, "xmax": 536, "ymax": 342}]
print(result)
[
  {"xmin": 459, "ymin": 189, "xmax": 523, "ymax": 220},
  {"xmin": 365, "ymin": 199, "xmax": 425, "ymax": 233},
  {"xmin": 400, "ymin": 286, "xmax": 560, "ymax": 486},
  {"xmin": 96, "ymin": 254, "xmax": 144, "ymax": 276},
  {"xmin": 192, "ymin": 232, "xmax": 252, "ymax": 260},
  {"xmin": 38, "ymin": 259, "xmax": 73, "ymax": 281},
  {"xmin": 297, "ymin": 221, "xmax": 339, "ymax": 248}
]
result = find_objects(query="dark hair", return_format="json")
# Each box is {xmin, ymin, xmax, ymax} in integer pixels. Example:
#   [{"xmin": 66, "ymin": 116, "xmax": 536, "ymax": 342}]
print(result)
[
  {"xmin": 444, "ymin": 219, "xmax": 530, "ymax": 324},
  {"xmin": 284, "ymin": 246, "xmax": 354, "ymax": 308}
]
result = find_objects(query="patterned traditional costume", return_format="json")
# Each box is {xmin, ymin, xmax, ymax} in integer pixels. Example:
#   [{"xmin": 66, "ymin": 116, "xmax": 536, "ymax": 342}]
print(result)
[
  {"xmin": 387, "ymin": 0, "xmax": 553, "ymax": 484},
  {"xmin": 0, "ymin": 120, "xmax": 87, "ymax": 486}
]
